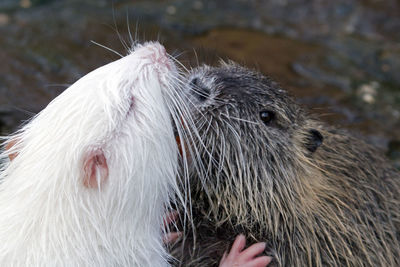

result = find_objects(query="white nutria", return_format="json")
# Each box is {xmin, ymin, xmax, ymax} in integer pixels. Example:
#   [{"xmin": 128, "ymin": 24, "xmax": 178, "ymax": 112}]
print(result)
[{"xmin": 0, "ymin": 42, "xmax": 187, "ymax": 267}]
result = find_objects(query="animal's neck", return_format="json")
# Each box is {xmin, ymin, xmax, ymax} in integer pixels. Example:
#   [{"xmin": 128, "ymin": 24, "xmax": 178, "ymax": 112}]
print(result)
[
  {"xmin": 0, "ymin": 168, "xmax": 168, "ymax": 267},
  {"xmin": 190, "ymin": 157, "xmax": 327, "ymax": 232}
]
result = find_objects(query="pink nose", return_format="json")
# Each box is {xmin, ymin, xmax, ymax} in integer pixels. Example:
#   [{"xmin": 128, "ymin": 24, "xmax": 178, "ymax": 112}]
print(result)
[
  {"xmin": 150, "ymin": 43, "xmax": 167, "ymax": 56},
  {"xmin": 145, "ymin": 43, "xmax": 166, "ymax": 55},
  {"xmin": 139, "ymin": 42, "xmax": 169, "ymax": 65}
]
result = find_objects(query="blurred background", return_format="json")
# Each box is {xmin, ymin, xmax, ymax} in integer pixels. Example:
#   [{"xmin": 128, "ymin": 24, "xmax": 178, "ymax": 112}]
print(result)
[{"xmin": 0, "ymin": 0, "xmax": 399, "ymax": 168}]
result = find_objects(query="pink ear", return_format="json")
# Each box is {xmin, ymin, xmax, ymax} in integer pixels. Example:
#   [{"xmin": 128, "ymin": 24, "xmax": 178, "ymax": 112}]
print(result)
[{"xmin": 83, "ymin": 150, "xmax": 109, "ymax": 188}]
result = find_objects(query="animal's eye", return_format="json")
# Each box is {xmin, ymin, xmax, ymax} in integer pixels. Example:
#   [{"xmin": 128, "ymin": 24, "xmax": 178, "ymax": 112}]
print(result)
[{"xmin": 260, "ymin": 110, "xmax": 275, "ymax": 124}]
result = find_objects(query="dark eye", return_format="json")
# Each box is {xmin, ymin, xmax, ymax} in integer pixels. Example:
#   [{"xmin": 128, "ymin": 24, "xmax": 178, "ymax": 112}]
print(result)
[{"xmin": 260, "ymin": 110, "xmax": 275, "ymax": 124}]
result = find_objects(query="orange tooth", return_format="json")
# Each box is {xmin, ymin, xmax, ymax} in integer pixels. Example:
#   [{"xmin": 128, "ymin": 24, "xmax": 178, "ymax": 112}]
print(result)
[{"xmin": 5, "ymin": 139, "xmax": 19, "ymax": 161}]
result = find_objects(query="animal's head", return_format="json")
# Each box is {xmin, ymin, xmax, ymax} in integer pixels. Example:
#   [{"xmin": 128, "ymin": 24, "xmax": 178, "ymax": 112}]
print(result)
[
  {"xmin": 1, "ymin": 42, "xmax": 180, "ymax": 196},
  {"xmin": 182, "ymin": 63, "xmax": 324, "ymax": 224}
]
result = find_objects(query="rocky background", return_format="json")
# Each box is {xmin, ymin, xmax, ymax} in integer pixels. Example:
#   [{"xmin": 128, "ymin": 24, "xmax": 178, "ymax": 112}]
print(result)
[{"xmin": 0, "ymin": 0, "xmax": 399, "ymax": 167}]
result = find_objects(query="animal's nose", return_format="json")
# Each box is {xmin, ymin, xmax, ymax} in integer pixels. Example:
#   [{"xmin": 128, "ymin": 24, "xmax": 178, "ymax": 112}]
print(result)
[{"xmin": 138, "ymin": 42, "xmax": 169, "ymax": 66}]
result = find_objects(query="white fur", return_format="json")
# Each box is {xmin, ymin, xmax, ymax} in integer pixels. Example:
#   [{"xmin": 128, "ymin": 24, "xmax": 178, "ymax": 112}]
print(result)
[{"xmin": 0, "ymin": 42, "xmax": 181, "ymax": 266}]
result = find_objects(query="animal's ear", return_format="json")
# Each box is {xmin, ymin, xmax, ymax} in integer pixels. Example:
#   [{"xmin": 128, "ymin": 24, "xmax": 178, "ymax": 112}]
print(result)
[
  {"xmin": 5, "ymin": 138, "xmax": 19, "ymax": 161},
  {"xmin": 305, "ymin": 129, "xmax": 324, "ymax": 153},
  {"xmin": 83, "ymin": 150, "xmax": 109, "ymax": 189}
]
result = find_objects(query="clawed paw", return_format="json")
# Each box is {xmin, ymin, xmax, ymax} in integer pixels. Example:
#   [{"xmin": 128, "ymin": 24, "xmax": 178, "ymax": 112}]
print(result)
[{"xmin": 219, "ymin": 235, "xmax": 272, "ymax": 267}]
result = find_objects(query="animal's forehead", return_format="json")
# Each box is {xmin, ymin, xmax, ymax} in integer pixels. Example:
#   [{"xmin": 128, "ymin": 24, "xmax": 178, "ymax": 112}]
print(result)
[{"xmin": 194, "ymin": 65, "xmax": 286, "ymax": 104}]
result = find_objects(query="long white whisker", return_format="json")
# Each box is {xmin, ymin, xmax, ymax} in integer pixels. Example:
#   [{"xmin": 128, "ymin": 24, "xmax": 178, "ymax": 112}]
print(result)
[{"xmin": 90, "ymin": 40, "xmax": 123, "ymax": 58}]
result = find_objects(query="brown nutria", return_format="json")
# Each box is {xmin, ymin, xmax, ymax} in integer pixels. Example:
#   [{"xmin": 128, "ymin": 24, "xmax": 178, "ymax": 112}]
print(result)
[{"xmin": 171, "ymin": 62, "xmax": 400, "ymax": 266}]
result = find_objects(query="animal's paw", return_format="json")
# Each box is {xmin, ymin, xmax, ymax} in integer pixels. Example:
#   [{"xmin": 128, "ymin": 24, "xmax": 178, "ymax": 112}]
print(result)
[
  {"xmin": 162, "ymin": 211, "xmax": 182, "ymax": 245},
  {"xmin": 219, "ymin": 235, "xmax": 272, "ymax": 267}
]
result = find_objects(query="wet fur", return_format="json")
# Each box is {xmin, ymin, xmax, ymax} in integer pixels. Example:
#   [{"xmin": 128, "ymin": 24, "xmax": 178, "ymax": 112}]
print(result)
[
  {"xmin": 171, "ymin": 63, "xmax": 400, "ymax": 266},
  {"xmin": 0, "ymin": 42, "xmax": 186, "ymax": 266}
]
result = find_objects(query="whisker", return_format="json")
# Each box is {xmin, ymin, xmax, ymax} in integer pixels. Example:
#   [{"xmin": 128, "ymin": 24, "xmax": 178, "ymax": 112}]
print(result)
[
  {"xmin": 90, "ymin": 40, "xmax": 123, "ymax": 58},
  {"xmin": 111, "ymin": 4, "xmax": 129, "ymax": 52},
  {"xmin": 126, "ymin": 11, "xmax": 135, "ymax": 49},
  {"xmin": 221, "ymin": 113, "xmax": 259, "ymax": 125},
  {"xmin": 193, "ymin": 48, "xmax": 200, "ymax": 68}
]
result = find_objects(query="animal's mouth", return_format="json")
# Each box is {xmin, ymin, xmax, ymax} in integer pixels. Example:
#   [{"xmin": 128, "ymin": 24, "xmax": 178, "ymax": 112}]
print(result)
[
  {"xmin": 128, "ymin": 96, "xmax": 135, "ymax": 114},
  {"xmin": 124, "ymin": 96, "xmax": 136, "ymax": 120},
  {"xmin": 173, "ymin": 120, "xmax": 184, "ymax": 157}
]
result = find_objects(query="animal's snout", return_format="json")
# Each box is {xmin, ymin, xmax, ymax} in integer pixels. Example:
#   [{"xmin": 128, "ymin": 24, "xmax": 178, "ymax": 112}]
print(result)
[{"xmin": 138, "ymin": 42, "xmax": 171, "ymax": 69}]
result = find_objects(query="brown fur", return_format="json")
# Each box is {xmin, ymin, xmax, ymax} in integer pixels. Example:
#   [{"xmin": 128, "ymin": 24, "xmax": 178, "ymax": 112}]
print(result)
[{"xmin": 171, "ymin": 63, "xmax": 400, "ymax": 266}]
